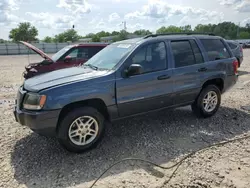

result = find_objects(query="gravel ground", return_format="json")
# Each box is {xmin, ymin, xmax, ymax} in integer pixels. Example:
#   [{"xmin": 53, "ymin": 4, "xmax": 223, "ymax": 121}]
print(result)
[{"xmin": 0, "ymin": 51, "xmax": 250, "ymax": 188}]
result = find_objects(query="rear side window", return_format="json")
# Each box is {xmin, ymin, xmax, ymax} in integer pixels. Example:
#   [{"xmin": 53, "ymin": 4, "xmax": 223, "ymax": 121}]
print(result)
[
  {"xmin": 67, "ymin": 48, "xmax": 78, "ymax": 58},
  {"xmin": 78, "ymin": 46, "xmax": 105, "ymax": 59},
  {"xmin": 228, "ymin": 42, "xmax": 237, "ymax": 49},
  {"xmin": 200, "ymin": 39, "xmax": 231, "ymax": 61},
  {"xmin": 190, "ymin": 40, "xmax": 204, "ymax": 64},
  {"xmin": 171, "ymin": 40, "xmax": 196, "ymax": 68},
  {"xmin": 88, "ymin": 46, "xmax": 106, "ymax": 58}
]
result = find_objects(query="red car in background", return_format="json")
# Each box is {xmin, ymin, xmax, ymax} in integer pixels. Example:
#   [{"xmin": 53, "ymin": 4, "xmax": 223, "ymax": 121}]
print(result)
[{"xmin": 20, "ymin": 41, "xmax": 108, "ymax": 79}]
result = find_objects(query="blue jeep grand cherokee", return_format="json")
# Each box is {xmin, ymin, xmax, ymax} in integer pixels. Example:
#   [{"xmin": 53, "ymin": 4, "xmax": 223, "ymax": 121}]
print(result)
[{"xmin": 14, "ymin": 33, "xmax": 238, "ymax": 153}]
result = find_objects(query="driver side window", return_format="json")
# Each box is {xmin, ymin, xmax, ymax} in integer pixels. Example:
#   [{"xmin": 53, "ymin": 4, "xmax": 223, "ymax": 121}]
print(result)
[
  {"xmin": 67, "ymin": 48, "xmax": 78, "ymax": 58},
  {"xmin": 131, "ymin": 42, "xmax": 167, "ymax": 74}
]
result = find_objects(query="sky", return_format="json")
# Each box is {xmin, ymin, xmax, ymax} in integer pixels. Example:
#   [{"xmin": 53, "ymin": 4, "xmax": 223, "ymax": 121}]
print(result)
[{"xmin": 1, "ymin": 0, "xmax": 250, "ymax": 40}]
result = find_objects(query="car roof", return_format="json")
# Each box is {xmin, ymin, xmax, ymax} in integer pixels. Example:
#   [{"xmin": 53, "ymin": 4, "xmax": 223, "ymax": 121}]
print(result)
[
  {"xmin": 113, "ymin": 34, "xmax": 223, "ymax": 45},
  {"xmin": 72, "ymin": 43, "xmax": 109, "ymax": 47}
]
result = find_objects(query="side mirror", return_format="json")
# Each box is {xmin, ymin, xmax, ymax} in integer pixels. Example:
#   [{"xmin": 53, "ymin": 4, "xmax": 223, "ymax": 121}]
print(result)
[
  {"xmin": 125, "ymin": 64, "xmax": 143, "ymax": 77},
  {"xmin": 64, "ymin": 56, "xmax": 72, "ymax": 63}
]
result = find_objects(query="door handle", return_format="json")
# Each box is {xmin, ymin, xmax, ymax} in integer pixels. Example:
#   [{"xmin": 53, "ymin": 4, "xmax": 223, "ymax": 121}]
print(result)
[
  {"xmin": 198, "ymin": 67, "xmax": 207, "ymax": 72},
  {"xmin": 157, "ymin": 75, "xmax": 171, "ymax": 80}
]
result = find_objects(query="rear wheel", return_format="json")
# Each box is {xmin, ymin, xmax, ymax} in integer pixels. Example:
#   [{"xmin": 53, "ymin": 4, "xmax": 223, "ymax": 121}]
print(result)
[
  {"xmin": 57, "ymin": 107, "xmax": 105, "ymax": 153},
  {"xmin": 191, "ymin": 85, "xmax": 221, "ymax": 118}
]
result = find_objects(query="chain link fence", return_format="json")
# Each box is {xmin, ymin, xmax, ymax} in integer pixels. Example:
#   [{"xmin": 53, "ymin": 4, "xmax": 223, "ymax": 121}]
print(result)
[{"xmin": 0, "ymin": 42, "xmax": 72, "ymax": 55}]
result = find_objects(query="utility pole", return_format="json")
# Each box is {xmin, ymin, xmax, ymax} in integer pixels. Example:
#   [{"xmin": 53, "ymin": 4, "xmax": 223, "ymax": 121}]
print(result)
[
  {"xmin": 237, "ymin": 22, "xmax": 240, "ymax": 38},
  {"xmin": 122, "ymin": 21, "xmax": 127, "ymax": 31}
]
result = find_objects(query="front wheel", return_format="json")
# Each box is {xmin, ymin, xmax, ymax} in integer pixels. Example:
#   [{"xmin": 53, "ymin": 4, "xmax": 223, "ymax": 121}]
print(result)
[
  {"xmin": 191, "ymin": 85, "xmax": 221, "ymax": 118},
  {"xmin": 57, "ymin": 107, "xmax": 105, "ymax": 153}
]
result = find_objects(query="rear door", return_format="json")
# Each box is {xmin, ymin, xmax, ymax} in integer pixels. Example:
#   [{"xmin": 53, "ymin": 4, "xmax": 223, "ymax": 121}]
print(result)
[
  {"xmin": 116, "ymin": 41, "xmax": 174, "ymax": 117},
  {"xmin": 199, "ymin": 39, "xmax": 232, "ymax": 78},
  {"xmin": 170, "ymin": 39, "xmax": 205, "ymax": 105}
]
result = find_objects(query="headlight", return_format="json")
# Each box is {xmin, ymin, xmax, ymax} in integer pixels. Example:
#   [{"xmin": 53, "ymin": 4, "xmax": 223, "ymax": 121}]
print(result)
[{"xmin": 23, "ymin": 93, "xmax": 46, "ymax": 110}]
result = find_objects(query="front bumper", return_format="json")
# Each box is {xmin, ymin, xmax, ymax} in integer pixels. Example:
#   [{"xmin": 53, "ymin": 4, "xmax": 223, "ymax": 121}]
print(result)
[{"xmin": 13, "ymin": 106, "xmax": 60, "ymax": 137}]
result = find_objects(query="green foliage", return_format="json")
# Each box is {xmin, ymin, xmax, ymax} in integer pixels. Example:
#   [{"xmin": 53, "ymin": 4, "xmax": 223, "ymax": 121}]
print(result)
[
  {"xmin": 133, "ymin": 29, "xmax": 152, "ymax": 36},
  {"xmin": 194, "ymin": 22, "xmax": 248, "ymax": 39},
  {"xmin": 239, "ymin": 31, "xmax": 250, "ymax": 39},
  {"xmin": 0, "ymin": 39, "xmax": 6, "ymax": 43},
  {"xmin": 91, "ymin": 35, "xmax": 100, "ymax": 42},
  {"xmin": 43, "ymin": 36, "xmax": 53, "ymax": 43},
  {"xmin": 9, "ymin": 22, "xmax": 38, "ymax": 42},
  {"xmin": 156, "ymin": 25, "xmax": 192, "ymax": 34},
  {"xmin": 54, "ymin": 29, "xmax": 79, "ymax": 42},
  {"xmin": 7, "ymin": 21, "xmax": 250, "ymax": 44}
]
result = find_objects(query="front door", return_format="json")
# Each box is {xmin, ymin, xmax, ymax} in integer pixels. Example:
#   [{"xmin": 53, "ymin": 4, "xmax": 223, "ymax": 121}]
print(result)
[
  {"xmin": 56, "ymin": 47, "xmax": 85, "ymax": 69},
  {"xmin": 56, "ymin": 46, "xmax": 106, "ymax": 70},
  {"xmin": 116, "ymin": 41, "xmax": 174, "ymax": 117}
]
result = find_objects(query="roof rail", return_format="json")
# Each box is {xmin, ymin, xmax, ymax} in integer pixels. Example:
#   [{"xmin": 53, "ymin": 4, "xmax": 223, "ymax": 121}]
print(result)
[{"xmin": 143, "ymin": 32, "xmax": 215, "ymax": 39}]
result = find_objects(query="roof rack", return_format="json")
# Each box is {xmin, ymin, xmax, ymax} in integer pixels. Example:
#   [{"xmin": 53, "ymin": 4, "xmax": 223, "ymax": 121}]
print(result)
[{"xmin": 143, "ymin": 32, "xmax": 215, "ymax": 39}]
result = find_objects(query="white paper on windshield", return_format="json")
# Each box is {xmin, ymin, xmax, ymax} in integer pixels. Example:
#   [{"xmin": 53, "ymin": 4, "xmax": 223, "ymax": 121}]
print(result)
[{"xmin": 117, "ymin": 44, "xmax": 131, "ymax": 48}]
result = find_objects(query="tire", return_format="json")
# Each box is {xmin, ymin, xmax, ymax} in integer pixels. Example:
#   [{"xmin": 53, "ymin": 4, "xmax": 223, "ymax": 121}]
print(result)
[
  {"xmin": 57, "ymin": 107, "xmax": 105, "ymax": 153},
  {"xmin": 191, "ymin": 85, "xmax": 221, "ymax": 118}
]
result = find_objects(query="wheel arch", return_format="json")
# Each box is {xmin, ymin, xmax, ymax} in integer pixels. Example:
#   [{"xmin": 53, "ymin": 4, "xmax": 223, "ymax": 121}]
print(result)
[
  {"xmin": 202, "ymin": 77, "xmax": 224, "ymax": 92},
  {"xmin": 57, "ymin": 98, "xmax": 109, "ymax": 130}
]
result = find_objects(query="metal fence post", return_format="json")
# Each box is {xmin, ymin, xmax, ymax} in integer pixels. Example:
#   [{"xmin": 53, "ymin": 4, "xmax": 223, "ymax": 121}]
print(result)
[
  {"xmin": 42, "ymin": 43, "xmax": 45, "ymax": 53},
  {"xmin": 18, "ymin": 43, "xmax": 21, "ymax": 55},
  {"xmin": 5, "ymin": 43, "xmax": 8, "ymax": 55}
]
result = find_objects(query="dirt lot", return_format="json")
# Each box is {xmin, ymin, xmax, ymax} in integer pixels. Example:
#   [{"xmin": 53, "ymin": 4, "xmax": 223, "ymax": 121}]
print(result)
[{"xmin": 0, "ymin": 52, "xmax": 250, "ymax": 188}]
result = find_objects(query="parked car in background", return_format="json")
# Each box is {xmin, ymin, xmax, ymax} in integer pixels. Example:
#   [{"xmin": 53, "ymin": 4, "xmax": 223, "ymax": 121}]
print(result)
[
  {"xmin": 226, "ymin": 40, "xmax": 243, "ymax": 67},
  {"xmin": 14, "ymin": 33, "xmax": 238, "ymax": 153},
  {"xmin": 239, "ymin": 41, "xmax": 250, "ymax": 49},
  {"xmin": 20, "ymin": 41, "xmax": 108, "ymax": 79},
  {"xmin": 244, "ymin": 41, "xmax": 250, "ymax": 48}
]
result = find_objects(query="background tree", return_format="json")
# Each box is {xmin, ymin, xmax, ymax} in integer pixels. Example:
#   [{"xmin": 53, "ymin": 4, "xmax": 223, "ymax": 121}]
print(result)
[
  {"xmin": 133, "ymin": 29, "xmax": 152, "ymax": 36},
  {"xmin": 9, "ymin": 22, "xmax": 38, "ymax": 42},
  {"xmin": 54, "ymin": 29, "xmax": 79, "ymax": 42},
  {"xmin": 113, "ymin": 30, "xmax": 129, "ymax": 42},
  {"xmin": 156, "ymin": 25, "xmax": 192, "ymax": 34},
  {"xmin": 43, "ymin": 36, "xmax": 53, "ymax": 43},
  {"xmin": 6, "ymin": 21, "xmax": 250, "ymax": 43},
  {"xmin": 239, "ymin": 31, "xmax": 250, "ymax": 39},
  {"xmin": 91, "ymin": 35, "xmax": 100, "ymax": 42}
]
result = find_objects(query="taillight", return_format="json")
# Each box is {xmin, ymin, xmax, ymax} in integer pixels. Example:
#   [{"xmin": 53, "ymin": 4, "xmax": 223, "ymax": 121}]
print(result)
[{"xmin": 233, "ymin": 59, "xmax": 238, "ymax": 74}]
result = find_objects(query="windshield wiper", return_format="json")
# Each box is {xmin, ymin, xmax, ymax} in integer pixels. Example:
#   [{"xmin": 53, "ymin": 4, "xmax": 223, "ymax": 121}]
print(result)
[{"xmin": 84, "ymin": 64, "xmax": 98, "ymax": 70}]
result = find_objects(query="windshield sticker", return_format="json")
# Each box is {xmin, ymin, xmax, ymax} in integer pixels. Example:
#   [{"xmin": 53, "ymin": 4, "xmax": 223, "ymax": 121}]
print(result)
[{"xmin": 117, "ymin": 44, "xmax": 131, "ymax": 48}]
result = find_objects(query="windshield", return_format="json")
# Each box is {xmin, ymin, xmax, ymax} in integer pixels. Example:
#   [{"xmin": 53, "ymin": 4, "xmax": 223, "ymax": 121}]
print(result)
[
  {"xmin": 51, "ymin": 46, "xmax": 72, "ymax": 62},
  {"xmin": 84, "ymin": 43, "xmax": 135, "ymax": 70}
]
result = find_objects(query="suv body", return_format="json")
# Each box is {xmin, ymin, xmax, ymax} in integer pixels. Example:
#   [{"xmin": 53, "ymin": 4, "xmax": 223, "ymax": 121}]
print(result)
[
  {"xmin": 14, "ymin": 34, "xmax": 238, "ymax": 153},
  {"xmin": 20, "ymin": 41, "xmax": 108, "ymax": 79},
  {"xmin": 226, "ymin": 40, "xmax": 243, "ymax": 67}
]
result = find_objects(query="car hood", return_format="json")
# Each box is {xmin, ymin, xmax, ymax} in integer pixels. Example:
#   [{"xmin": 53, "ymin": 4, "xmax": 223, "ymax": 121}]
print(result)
[
  {"xmin": 24, "ymin": 67, "xmax": 110, "ymax": 92},
  {"xmin": 20, "ymin": 41, "xmax": 53, "ymax": 62}
]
